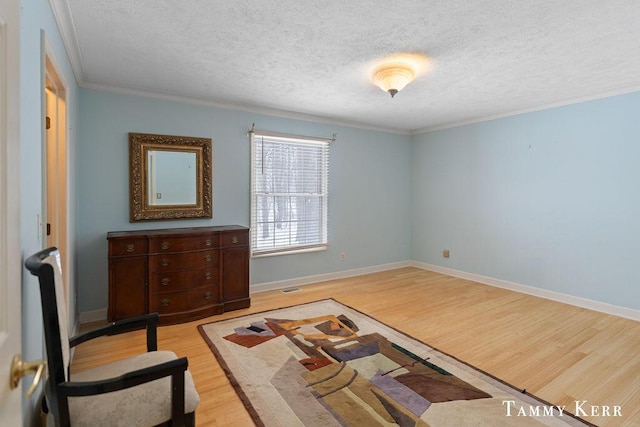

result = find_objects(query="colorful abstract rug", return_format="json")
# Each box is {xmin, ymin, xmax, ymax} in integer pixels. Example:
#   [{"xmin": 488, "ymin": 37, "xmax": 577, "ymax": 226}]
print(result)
[{"xmin": 198, "ymin": 299, "xmax": 591, "ymax": 426}]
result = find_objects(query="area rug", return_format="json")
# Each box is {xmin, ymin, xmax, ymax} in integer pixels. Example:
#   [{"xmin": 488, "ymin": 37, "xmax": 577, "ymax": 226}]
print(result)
[{"xmin": 198, "ymin": 299, "xmax": 591, "ymax": 426}]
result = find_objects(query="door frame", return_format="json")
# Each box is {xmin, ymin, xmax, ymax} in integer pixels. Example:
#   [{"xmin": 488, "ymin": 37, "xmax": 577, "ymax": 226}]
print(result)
[{"xmin": 43, "ymin": 36, "xmax": 71, "ymax": 318}]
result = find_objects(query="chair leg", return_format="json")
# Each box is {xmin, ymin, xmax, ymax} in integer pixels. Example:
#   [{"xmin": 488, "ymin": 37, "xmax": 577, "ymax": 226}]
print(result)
[{"xmin": 153, "ymin": 412, "xmax": 195, "ymax": 427}]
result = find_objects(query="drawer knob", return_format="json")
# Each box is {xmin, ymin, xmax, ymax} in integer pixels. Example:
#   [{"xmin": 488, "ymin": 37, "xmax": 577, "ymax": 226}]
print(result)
[
  {"xmin": 160, "ymin": 259, "xmax": 170, "ymax": 266},
  {"xmin": 205, "ymin": 272, "xmax": 212, "ymax": 280},
  {"xmin": 205, "ymin": 292, "xmax": 213, "ymax": 300},
  {"xmin": 125, "ymin": 244, "xmax": 135, "ymax": 253},
  {"xmin": 205, "ymin": 239, "xmax": 212, "ymax": 246},
  {"xmin": 161, "ymin": 298, "xmax": 170, "ymax": 307},
  {"xmin": 232, "ymin": 236, "xmax": 239, "ymax": 244},
  {"xmin": 204, "ymin": 254, "xmax": 212, "ymax": 262},
  {"xmin": 161, "ymin": 241, "xmax": 170, "ymax": 250},
  {"xmin": 161, "ymin": 278, "xmax": 170, "ymax": 286}
]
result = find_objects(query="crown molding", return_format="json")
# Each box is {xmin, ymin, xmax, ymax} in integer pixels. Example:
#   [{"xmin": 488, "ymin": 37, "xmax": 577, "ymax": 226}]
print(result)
[
  {"xmin": 48, "ymin": 0, "xmax": 86, "ymax": 84},
  {"xmin": 411, "ymin": 84, "xmax": 640, "ymax": 135},
  {"xmin": 81, "ymin": 80, "xmax": 413, "ymax": 136}
]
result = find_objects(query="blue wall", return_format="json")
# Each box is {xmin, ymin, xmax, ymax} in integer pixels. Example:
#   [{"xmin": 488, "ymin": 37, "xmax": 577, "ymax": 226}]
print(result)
[
  {"xmin": 77, "ymin": 84, "xmax": 640, "ymax": 314},
  {"xmin": 77, "ymin": 89, "xmax": 412, "ymax": 312},
  {"xmin": 412, "ymin": 92, "xmax": 640, "ymax": 310}
]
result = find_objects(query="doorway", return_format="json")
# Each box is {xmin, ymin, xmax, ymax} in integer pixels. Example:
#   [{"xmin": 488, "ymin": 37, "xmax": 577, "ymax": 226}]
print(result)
[{"xmin": 44, "ymin": 53, "xmax": 69, "ymax": 308}]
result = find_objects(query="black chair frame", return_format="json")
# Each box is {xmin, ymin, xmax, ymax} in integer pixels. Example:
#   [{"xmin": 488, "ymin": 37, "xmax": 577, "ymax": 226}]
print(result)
[{"xmin": 26, "ymin": 247, "xmax": 195, "ymax": 427}]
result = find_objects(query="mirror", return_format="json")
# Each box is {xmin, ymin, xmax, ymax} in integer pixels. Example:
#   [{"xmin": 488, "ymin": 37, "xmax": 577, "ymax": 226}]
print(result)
[
  {"xmin": 129, "ymin": 133, "xmax": 212, "ymax": 221},
  {"xmin": 147, "ymin": 150, "xmax": 197, "ymax": 206}
]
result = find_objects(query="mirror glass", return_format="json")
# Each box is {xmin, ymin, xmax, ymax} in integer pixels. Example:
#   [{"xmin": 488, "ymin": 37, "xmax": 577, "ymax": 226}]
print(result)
[
  {"xmin": 129, "ymin": 133, "xmax": 212, "ymax": 222},
  {"xmin": 147, "ymin": 150, "xmax": 197, "ymax": 205}
]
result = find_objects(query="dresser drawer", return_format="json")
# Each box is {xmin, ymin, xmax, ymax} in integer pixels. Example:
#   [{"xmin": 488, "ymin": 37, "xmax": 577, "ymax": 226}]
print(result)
[
  {"xmin": 109, "ymin": 238, "xmax": 148, "ymax": 257},
  {"xmin": 149, "ymin": 250, "xmax": 218, "ymax": 272},
  {"xmin": 150, "ymin": 286, "xmax": 218, "ymax": 314},
  {"xmin": 220, "ymin": 231, "xmax": 249, "ymax": 247},
  {"xmin": 189, "ymin": 285, "xmax": 219, "ymax": 309},
  {"xmin": 149, "ymin": 235, "xmax": 218, "ymax": 253},
  {"xmin": 151, "ymin": 291, "xmax": 191, "ymax": 314},
  {"xmin": 150, "ymin": 268, "xmax": 217, "ymax": 293}
]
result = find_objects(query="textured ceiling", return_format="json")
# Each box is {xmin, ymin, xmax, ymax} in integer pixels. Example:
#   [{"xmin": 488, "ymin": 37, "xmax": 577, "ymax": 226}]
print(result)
[{"xmin": 54, "ymin": 0, "xmax": 640, "ymax": 133}]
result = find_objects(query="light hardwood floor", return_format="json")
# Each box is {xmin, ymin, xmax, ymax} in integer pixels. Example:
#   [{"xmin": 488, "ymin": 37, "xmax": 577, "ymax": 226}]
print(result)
[{"xmin": 72, "ymin": 267, "xmax": 640, "ymax": 426}]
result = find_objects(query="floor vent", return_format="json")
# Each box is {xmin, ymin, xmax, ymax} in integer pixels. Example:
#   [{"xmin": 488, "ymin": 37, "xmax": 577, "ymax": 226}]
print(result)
[{"xmin": 281, "ymin": 287, "xmax": 302, "ymax": 294}]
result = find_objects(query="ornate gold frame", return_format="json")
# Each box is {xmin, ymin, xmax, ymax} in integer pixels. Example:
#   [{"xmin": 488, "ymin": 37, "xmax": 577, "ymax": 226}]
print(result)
[{"xmin": 129, "ymin": 133, "xmax": 212, "ymax": 222}]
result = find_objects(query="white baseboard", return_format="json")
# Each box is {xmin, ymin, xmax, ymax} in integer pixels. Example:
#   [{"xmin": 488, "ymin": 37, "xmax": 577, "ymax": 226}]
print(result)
[
  {"xmin": 79, "ymin": 308, "xmax": 108, "ymax": 324},
  {"xmin": 411, "ymin": 261, "xmax": 640, "ymax": 322},
  {"xmin": 250, "ymin": 261, "xmax": 412, "ymax": 294}
]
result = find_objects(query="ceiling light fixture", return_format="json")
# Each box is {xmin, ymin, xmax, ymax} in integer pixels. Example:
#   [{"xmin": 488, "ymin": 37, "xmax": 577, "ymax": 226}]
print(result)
[
  {"xmin": 369, "ymin": 53, "xmax": 429, "ymax": 98},
  {"xmin": 371, "ymin": 62, "xmax": 416, "ymax": 98}
]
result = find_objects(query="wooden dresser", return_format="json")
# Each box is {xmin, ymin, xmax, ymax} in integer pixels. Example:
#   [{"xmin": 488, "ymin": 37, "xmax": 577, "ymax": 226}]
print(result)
[{"xmin": 107, "ymin": 225, "xmax": 250, "ymax": 324}]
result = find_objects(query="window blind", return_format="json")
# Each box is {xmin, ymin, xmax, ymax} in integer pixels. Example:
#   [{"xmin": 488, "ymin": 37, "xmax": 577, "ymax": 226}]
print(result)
[{"xmin": 250, "ymin": 131, "xmax": 330, "ymax": 257}]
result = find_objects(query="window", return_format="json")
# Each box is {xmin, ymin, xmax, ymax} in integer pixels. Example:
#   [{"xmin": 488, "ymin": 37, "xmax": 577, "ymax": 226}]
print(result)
[{"xmin": 250, "ymin": 129, "xmax": 330, "ymax": 257}]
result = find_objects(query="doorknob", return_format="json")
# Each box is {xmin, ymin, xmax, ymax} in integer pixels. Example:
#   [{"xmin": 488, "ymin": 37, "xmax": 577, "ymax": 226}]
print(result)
[{"xmin": 9, "ymin": 354, "xmax": 46, "ymax": 398}]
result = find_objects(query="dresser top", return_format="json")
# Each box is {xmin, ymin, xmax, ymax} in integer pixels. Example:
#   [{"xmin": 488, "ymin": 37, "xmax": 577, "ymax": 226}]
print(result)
[{"xmin": 107, "ymin": 225, "xmax": 248, "ymax": 240}]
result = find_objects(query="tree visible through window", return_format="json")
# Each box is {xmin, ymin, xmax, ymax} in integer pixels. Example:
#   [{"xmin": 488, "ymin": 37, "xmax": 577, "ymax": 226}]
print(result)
[{"xmin": 250, "ymin": 130, "xmax": 330, "ymax": 256}]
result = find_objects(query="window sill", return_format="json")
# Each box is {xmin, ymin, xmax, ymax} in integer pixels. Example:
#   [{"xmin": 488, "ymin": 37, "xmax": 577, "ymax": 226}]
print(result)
[{"xmin": 251, "ymin": 245, "xmax": 328, "ymax": 258}]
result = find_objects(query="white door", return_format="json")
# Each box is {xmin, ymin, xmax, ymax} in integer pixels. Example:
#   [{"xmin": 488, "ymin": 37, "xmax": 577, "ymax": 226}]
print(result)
[{"xmin": 0, "ymin": 0, "xmax": 23, "ymax": 425}]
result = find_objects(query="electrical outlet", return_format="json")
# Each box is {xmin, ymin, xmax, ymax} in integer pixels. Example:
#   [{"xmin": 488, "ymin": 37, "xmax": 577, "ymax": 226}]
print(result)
[
  {"xmin": 443, "ymin": 249, "xmax": 450, "ymax": 258},
  {"xmin": 340, "ymin": 252, "xmax": 346, "ymax": 260}
]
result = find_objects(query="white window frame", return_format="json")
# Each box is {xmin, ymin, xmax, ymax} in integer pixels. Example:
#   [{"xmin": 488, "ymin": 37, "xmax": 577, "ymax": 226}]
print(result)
[{"xmin": 249, "ymin": 128, "xmax": 332, "ymax": 257}]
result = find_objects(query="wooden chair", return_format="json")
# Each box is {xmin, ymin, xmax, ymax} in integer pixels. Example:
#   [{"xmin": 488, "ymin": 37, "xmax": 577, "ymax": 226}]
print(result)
[{"xmin": 25, "ymin": 247, "xmax": 200, "ymax": 426}]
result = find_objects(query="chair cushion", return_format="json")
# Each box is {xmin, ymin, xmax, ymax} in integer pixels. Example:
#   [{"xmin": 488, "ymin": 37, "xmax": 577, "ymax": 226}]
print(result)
[{"xmin": 54, "ymin": 350, "xmax": 199, "ymax": 427}]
